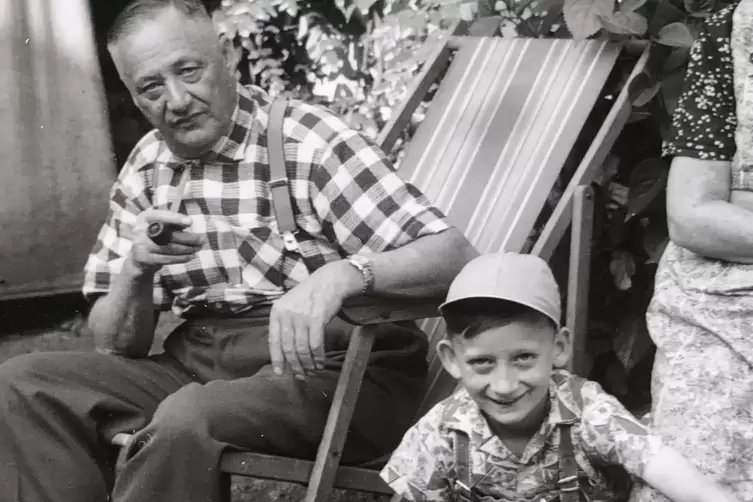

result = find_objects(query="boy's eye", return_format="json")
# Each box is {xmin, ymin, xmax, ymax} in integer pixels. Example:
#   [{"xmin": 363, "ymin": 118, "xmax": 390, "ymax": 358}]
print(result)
[
  {"xmin": 467, "ymin": 357, "xmax": 494, "ymax": 368},
  {"xmin": 514, "ymin": 353, "xmax": 537, "ymax": 363}
]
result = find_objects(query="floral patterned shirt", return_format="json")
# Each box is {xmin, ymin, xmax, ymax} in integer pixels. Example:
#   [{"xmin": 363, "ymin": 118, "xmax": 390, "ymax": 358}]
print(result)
[
  {"xmin": 662, "ymin": 4, "xmax": 737, "ymax": 161},
  {"xmin": 381, "ymin": 370, "xmax": 665, "ymax": 502}
]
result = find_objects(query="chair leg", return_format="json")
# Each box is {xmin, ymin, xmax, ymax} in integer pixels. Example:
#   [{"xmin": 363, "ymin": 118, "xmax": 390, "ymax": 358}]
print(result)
[
  {"xmin": 219, "ymin": 472, "xmax": 232, "ymax": 502},
  {"xmin": 304, "ymin": 325, "xmax": 376, "ymax": 502},
  {"xmin": 566, "ymin": 185, "xmax": 595, "ymax": 377}
]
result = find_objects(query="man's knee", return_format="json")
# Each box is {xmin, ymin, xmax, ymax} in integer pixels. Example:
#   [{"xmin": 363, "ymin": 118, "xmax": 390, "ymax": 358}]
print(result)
[
  {"xmin": 147, "ymin": 382, "xmax": 213, "ymax": 441},
  {"xmin": 0, "ymin": 351, "xmax": 58, "ymax": 378},
  {"xmin": 0, "ymin": 352, "xmax": 66, "ymax": 398}
]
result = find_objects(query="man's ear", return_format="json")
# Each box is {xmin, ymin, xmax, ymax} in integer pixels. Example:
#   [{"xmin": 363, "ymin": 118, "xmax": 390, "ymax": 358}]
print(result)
[
  {"xmin": 436, "ymin": 339, "xmax": 462, "ymax": 380},
  {"xmin": 553, "ymin": 327, "xmax": 572, "ymax": 369},
  {"xmin": 219, "ymin": 35, "xmax": 242, "ymax": 78}
]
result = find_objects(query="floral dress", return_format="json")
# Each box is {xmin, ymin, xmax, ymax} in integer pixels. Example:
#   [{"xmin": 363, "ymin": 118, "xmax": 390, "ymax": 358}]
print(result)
[{"xmin": 630, "ymin": 2, "xmax": 753, "ymax": 500}]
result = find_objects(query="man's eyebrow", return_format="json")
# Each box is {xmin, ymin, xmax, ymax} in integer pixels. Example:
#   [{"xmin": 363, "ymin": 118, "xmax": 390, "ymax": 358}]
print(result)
[{"xmin": 171, "ymin": 57, "xmax": 203, "ymax": 68}]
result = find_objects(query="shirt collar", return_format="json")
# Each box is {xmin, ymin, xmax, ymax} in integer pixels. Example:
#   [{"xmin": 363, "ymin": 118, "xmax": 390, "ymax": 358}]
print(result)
[{"xmin": 155, "ymin": 82, "xmax": 255, "ymax": 167}]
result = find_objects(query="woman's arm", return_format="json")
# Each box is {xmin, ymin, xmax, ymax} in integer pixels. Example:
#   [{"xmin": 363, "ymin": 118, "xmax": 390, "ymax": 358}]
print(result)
[
  {"xmin": 667, "ymin": 156, "xmax": 753, "ymax": 263},
  {"xmin": 642, "ymin": 447, "xmax": 740, "ymax": 502}
]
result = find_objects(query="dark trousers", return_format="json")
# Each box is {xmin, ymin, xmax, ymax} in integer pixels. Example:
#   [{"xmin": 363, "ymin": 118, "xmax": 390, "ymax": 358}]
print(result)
[{"xmin": 0, "ymin": 311, "xmax": 428, "ymax": 502}]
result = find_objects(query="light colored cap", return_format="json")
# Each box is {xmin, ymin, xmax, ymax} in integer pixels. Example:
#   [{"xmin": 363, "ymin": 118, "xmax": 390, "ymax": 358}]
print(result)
[{"xmin": 439, "ymin": 252, "xmax": 561, "ymax": 328}]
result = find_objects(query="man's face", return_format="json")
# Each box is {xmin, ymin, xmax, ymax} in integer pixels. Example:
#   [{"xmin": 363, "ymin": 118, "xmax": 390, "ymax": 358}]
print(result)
[
  {"xmin": 438, "ymin": 318, "xmax": 569, "ymax": 433},
  {"xmin": 109, "ymin": 8, "xmax": 238, "ymax": 159}
]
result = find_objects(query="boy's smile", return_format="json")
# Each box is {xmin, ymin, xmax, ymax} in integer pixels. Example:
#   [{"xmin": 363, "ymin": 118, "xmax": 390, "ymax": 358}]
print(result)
[{"xmin": 438, "ymin": 316, "xmax": 570, "ymax": 435}]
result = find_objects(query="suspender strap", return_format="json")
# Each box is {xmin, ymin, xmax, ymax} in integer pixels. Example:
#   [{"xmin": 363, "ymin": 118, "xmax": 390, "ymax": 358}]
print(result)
[
  {"xmin": 267, "ymin": 97, "xmax": 299, "ymax": 252},
  {"xmin": 452, "ymin": 431, "xmax": 474, "ymax": 502},
  {"xmin": 557, "ymin": 423, "xmax": 581, "ymax": 502}
]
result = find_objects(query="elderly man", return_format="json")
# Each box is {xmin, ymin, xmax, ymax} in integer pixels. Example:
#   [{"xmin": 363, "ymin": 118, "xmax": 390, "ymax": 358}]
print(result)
[{"xmin": 0, "ymin": 1, "xmax": 477, "ymax": 501}]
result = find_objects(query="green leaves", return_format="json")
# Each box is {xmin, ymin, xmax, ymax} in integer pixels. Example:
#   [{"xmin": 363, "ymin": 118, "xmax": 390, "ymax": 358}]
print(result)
[
  {"xmin": 656, "ymin": 21, "xmax": 695, "ymax": 47},
  {"xmin": 563, "ymin": 0, "xmax": 613, "ymax": 38},
  {"xmin": 599, "ymin": 10, "xmax": 647, "ymax": 35},
  {"xmin": 624, "ymin": 158, "xmax": 668, "ymax": 221},
  {"xmin": 563, "ymin": 0, "xmax": 647, "ymax": 39}
]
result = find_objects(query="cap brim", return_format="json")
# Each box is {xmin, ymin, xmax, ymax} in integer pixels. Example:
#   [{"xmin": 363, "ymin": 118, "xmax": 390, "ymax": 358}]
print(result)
[{"xmin": 439, "ymin": 294, "xmax": 560, "ymax": 328}]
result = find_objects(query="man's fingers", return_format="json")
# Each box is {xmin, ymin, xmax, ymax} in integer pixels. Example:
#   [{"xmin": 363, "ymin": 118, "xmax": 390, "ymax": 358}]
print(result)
[
  {"xmin": 309, "ymin": 322, "xmax": 326, "ymax": 370},
  {"xmin": 280, "ymin": 316, "xmax": 305, "ymax": 378},
  {"xmin": 293, "ymin": 315, "xmax": 315, "ymax": 373},
  {"xmin": 142, "ymin": 254, "xmax": 194, "ymax": 266},
  {"xmin": 268, "ymin": 312, "xmax": 285, "ymax": 376},
  {"xmin": 308, "ymin": 317, "xmax": 326, "ymax": 371},
  {"xmin": 168, "ymin": 231, "xmax": 206, "ymax": 247},
  {"xmin": 150, "ymin": 242, "xmax": 201, "ymax": 256},
  {"xmin": 144, "ymin": 210, "xmax": 193, "ymax": 228}
]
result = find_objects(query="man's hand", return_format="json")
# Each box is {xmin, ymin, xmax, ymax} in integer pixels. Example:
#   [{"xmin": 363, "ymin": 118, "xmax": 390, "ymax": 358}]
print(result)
[
  {"xmin": 128, "ymin": 209, "xmax": 206, "ymax": 275},
  {"xmin": 268, "ymin": 260, "xmax": 363, "ymax": 378}
]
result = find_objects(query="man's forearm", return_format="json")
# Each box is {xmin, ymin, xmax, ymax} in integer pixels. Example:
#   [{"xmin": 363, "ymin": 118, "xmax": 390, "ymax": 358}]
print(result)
[
  {"xmin": 87, "ymin": 258, "xmax": 158, "ymax": 358},
  {"xmin": 369, "ymin": 228, "xmax": 478, "ymax": 298}
]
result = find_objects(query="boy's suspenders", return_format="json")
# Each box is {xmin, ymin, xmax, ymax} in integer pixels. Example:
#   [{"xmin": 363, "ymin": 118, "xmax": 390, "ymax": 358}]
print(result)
[
  {"xmin": 451, "ymin": 425, "xmax": 585, "ymax": 502},
  {"xmin": 556, "ymin": 423, "xmax": 582, "ymax": 502},
  {"xmin": 452, "ymin": 431, "xmax": 474, "ymax": 502}
]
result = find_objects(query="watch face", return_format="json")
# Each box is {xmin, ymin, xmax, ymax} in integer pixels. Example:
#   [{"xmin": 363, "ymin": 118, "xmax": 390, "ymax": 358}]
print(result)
[{"xmin": 350, "ymin": 255, "xmax": 369, "ymax": 267}]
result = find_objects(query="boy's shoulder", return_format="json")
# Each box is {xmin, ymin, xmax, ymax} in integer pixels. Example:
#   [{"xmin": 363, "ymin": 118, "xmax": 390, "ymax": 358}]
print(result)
[
  {"xmin": 549, "ymin": 369, "xmax": 592, "ymax": 418},
  {"xmin": 550, "ymin": 369, "xmax": 622, "ymax": 418}
]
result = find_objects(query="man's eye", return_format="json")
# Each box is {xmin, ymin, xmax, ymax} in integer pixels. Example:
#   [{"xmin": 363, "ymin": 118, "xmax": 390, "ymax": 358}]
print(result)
[
  {"xmin": 181, "ymin": 67, "xmax": 201, "ymax": 78},
  {"xmin": 140, "ymin": 83, "xmax": 162, "ymax": 96}
]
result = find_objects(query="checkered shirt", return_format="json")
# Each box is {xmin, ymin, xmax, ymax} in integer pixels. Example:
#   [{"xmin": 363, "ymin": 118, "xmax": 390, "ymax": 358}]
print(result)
[
  {"xmin": 381, "ymin": 370, "xmax": 665, "ymax": 502},
  {"xmin": 83, "ymin": 83, "xmax": 449, "ymax": 316}
]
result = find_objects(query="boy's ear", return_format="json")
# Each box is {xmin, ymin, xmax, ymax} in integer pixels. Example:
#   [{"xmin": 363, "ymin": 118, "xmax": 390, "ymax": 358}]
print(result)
[
  {"xmin": 436, "ymin": 339, "xmax": 462, "ymax": 379},
  {"xmin": 553, "ymin": 327, "xmax": 572, "ymax": 369}
]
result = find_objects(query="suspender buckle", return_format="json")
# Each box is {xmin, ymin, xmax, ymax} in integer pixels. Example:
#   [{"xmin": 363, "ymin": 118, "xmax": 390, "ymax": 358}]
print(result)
[
  {"xmin": 558, "ymin": 475, "xmax": 579, "ymax": 484},
  {"xmin": 269, "ymin": 177, "xmax": 289, "ymax": 189},
  {"xmin": 452, "ymin": 481, "xmax": 474, "ymax": 502},
  {"xmin": 282, "ymin": 231, "xmax": 299, "ymax": 252}
]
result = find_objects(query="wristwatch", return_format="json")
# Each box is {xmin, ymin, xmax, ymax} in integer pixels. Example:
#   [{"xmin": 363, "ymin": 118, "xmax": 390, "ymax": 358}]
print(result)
[{"xmin": 347, "ymin": 254, "xmax": 375, "ymax": 294}]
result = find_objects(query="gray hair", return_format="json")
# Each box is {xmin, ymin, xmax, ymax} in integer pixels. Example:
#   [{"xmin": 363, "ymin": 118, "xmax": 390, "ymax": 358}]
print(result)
[{"xmin": 107, "ymin": 0, "xmax": 211, "ymax": 46}]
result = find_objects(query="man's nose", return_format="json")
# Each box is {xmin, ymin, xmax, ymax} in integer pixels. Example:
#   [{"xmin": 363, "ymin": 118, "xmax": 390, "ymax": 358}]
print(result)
[{"xmin": 165, "ymin": 80, "xmax": 191, "ymax": 113}]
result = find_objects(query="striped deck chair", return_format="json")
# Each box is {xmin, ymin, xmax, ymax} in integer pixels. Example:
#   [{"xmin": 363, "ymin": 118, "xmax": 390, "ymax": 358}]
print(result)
[{"xmin": 113, "ymin": 25, "xmax": 650, "ymax": 502}]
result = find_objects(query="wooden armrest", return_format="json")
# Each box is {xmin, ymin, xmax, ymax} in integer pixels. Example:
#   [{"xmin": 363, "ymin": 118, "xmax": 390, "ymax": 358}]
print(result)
[{"xmin": 339, "ymin": 295, "xmax": 442, "ymax": 325}]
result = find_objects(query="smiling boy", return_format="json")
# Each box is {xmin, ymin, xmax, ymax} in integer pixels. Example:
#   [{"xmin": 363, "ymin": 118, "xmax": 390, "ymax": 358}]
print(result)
[{"xmin": 380, "ymin": 252, "xmax": 740, "ymax": 502}]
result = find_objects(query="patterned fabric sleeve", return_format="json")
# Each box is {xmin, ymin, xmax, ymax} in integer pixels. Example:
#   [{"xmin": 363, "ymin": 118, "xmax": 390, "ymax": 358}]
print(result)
[
  {"xmin": 82, "ymin": 135, "xmax": 173, "ymax": 310},
  {"xmin": 662, "ymin": 5, "xmax": 737, "ymax": 160},
  {"xmin": 301, "ymin": 104, "xmax": 450, "ymax": 256},
  {"xmin": 380, "ymin": 411, "xmax": 453, "ymax": 501},
  {"xmin": 578, "ymin": 380, "xmax": 665, "ymax": 479}
]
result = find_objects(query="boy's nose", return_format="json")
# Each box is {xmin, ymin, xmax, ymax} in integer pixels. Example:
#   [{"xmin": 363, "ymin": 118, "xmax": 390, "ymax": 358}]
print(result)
[{"xmin": 488, "ymin": 368, "xmax": 519, "ymax": 396}]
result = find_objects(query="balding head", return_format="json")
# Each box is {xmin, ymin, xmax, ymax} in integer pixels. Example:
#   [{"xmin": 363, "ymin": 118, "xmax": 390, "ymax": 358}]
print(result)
[{"xmin": 107, "ymin": 0, "xmax": 211, "ymax": 48}]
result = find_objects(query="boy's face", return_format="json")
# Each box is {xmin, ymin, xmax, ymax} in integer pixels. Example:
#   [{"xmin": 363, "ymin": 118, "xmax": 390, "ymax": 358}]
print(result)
[{"xmin": 438, "ymin": 316, "xmax": 570, "ymax": 433}]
